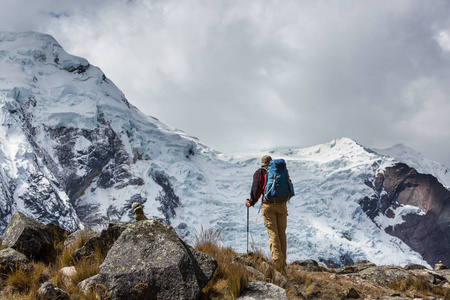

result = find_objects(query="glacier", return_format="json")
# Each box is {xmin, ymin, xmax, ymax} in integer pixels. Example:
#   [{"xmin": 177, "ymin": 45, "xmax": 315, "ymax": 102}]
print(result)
[{"xmin": 1, "ymin": 31, "xmax": 450, "ymax": 268}]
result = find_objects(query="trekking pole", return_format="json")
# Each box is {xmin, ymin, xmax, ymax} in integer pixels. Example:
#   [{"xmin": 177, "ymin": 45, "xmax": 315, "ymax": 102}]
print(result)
[{"xmin": 247, "ymin": 205, "xmax": 249, "ymax": 254}]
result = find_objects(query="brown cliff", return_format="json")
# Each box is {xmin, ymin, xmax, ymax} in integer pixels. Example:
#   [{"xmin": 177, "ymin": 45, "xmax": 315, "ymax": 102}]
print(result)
[{"xmin": 361, "ymin": 163, "xmax": 450, "ymax": 267}]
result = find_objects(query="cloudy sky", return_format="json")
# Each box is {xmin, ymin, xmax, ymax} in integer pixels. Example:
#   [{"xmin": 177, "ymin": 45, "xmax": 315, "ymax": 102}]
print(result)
[{"xmin": 2, "ymin": 0, "xmax": 450, "ymax": 166}]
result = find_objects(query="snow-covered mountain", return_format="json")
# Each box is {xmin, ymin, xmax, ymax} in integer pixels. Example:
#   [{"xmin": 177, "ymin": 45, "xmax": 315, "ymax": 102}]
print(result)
[{"xmin": 1, "ymin": 32, "xmax": 449, "ymax": 268}]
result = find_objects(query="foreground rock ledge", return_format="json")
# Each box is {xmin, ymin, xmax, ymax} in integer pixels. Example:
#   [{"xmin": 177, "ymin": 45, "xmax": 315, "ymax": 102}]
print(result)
[
  {"xmin": 95, "ymin": 220, "xmax": 217, "ymax": 300},
  {"xmin": 2, "ymin": 211, "xmax": 54, "ymax": 262}
]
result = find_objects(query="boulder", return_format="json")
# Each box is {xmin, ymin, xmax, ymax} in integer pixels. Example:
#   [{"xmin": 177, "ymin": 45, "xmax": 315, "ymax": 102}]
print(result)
[
  {"xmin": 57, "ymin": 266, "xmax": 77, "ymax": 287},
  {"xmin": 78, "ymin": 274, "xmax": 98, "ymax": 295},
  {"xmin": 64, "ymin": 227, "xmax": 98, "ymax": 249},
  {"xmin": 291, "ymin": 259, "xmax": 321, "ymax": 271},
  {"xmin": 237, "ymin": 281, "xmax": 288, "ymax": 300},
  {"xmin": 95, "ymin": 220, "xmax": 217, "ymax": 300},
  {"xmin": 72, "ymin": 222, "xmax": 129, "ymax": 260},
  {"xmin": 37, "ymin": 282, "xmax": 70, "ymax": 300},
  {"xmin": 0, "ymin": 247, "xmax": 31, "ymax": 274},
  {"xmin": 2, "ymin": 211, "xmax": 54, "ymax": 262}
]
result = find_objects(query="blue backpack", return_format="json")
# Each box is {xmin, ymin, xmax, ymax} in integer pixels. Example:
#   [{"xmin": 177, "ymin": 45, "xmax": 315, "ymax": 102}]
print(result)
[{"xmin": 264, "ymin": 159, "xmax": 295, "ymax": 202}]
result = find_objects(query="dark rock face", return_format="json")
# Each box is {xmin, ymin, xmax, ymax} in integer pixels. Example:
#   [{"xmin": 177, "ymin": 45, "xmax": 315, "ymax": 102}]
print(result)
[
  {"xmin": 72, "ymin": 222, "xmax": 129, "ymax": 261},
  {"xmin": 46, "ymin": 123, "xmax": 135, "ymax": 226},
  {"xmin": 0, "ymin": 248, "xmax": 31, "ymax": 275},
  {"xmin": 95, "ymin": 220, "xmax": 217, "ymax": 300},
  {"xmin": 46, "ymin": 222, "xmax": 70, "ymax": 245},
  {"xmin": 320, "ymin": 253, "xmax": 355, "ymax": 269},
  {"xmin": 361, "ymin": 163, "xmax": 450, "ymax": 267},
  {"xmin": 153, "ymin": 172, "xmax": 180, "ymax": 225},
  {"xmin": 2, "ymin": 211, "xmax": 54, "ymax": 262}
]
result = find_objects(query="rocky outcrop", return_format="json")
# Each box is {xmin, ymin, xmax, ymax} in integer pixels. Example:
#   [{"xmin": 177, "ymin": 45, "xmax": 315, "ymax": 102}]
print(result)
[
  {"xmin": 94, "ymin": 219, "xmax": 217, "ymax": 300},
  {"xmin": 291, "ymin": 259, "xmax": 322, "ymax": 271},
  {"xmin": 237, "ymin": 281, "xmax": 289, "ymax": 300},
  {"xmin": 289, "ymin": 260, "xmax": 449, "ymax": 299},
  {"xmin": 361, "ymin": 163, "xmax": 450, "ymax": 267},
  {"xmin": 2, "ymin": 211, "xmax": 55, "ymax": 262},
  {"xmin": 72, "ymin": 222, "xmax": 129, "ymax": 261},
  {"xmin": 0, "ymin": 248, "xmax": 31, "ymax": 275}
]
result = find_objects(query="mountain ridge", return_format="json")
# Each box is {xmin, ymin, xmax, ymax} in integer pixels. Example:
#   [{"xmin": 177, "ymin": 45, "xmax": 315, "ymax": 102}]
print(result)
[{"xmin": 1, "ymin": 31, "xmax": 450, "ymax": 268}]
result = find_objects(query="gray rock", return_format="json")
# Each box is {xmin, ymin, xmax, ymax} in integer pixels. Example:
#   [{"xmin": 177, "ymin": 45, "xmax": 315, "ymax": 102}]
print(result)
[
  {"xmin": 359, "ymin": 266, "xmax": 411, "ymax": 285},
  {"xmin": 57, "ymin": 266, "xmax": 77, "ymax": 287},
  {"xmin": 95, "ymin": 219, "xmax": 217, "ymax": 300},
  {"xmin": 72, "ymin": 222, "xmax": 129, "ymax": 260},
  {"xmin": 78, "ymin": 274, "xmax": 98, "ymax": 295},
  {"xmin": 237, "ymin": 281, "xmax": 288, "ymax": 300},
  {"xmin": 2, "ymin": 211, "xmax": 54, "ymax": 262},
  {"xmin": 0, "ymin": 247, "xmax": 31, "ymax": 274},
  {"xmin": 338, "ymin": 260, "xmax": 376, "ymax": 274},
  {"xmin": 37, "ymin": 282, "xmax": 70, "ymax": 300},
  {"xmin": 291, "ymin": 259, "xmax": 321, "ymax": 271},
  {"xmin": 64, "ymin": 227, "xmax": 98, "ymax": 249},
  {"xmin": 404, "ymin": 263, "xmax": 428, "ymax": 270},
  {"xmin": 246, "ymin": 266, "xmax": 265, "ymax": 281}
]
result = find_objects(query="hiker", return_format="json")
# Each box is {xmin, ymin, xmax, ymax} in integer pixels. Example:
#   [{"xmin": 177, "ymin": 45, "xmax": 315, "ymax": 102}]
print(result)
[
  {"xmin": 132, "ymin": 202, "xmax": 148, "ymax": 221},
  {"xmin": 245, "ymin": 155, "xmax": 294, "ymax": 271}
]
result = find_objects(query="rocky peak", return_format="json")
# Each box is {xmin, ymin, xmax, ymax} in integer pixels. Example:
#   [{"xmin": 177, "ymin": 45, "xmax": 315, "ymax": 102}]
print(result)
[{"xmin": 362, "ymin": 163, "xmax": 450, "ymax": 267}]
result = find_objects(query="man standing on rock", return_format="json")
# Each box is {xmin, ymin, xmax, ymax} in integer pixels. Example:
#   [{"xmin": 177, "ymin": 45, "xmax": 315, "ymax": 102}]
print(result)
[{"xmin": 246, "ymin": 155, "xmax": 294, "ymax": 271}]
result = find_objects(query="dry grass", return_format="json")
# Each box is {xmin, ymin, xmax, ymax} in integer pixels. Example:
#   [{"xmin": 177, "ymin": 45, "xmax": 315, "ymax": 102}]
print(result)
[
  {"xmin": 0, "ymin": 228, "xmax": 100, "ymax": 300},
  {"xmin": 195, "ymin": 228, "xmax": 251, "ymax": 299},
  {"xmin": 57, "ymin": 229, "xmax": 95, "ymax": 269},
  {"xmin": 389, "ymin": 275, "xmax": 450, "ymax": 298},
  {"xmin": 1, "ymin": 261, "xmax": 51, "ymax": 299}
]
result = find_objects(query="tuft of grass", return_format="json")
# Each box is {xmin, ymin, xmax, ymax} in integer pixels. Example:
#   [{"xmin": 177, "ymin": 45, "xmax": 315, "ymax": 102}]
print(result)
[
  {"xmin": 432, "ymin": 286, "xmax": 450, "ymax": 298},
  {"xmin": 57, "ymin": 229, "xmax": 96, "ymax": 269},
  {"xmin": 5, "ymin": 268, "xmax": 32, "ymax": 293},
  {"xmin": 389, "ymin": 276, "xmax": 415, "ymax": 291},
  {"xmin": 288, "ymin": 268, "xmax": 314, "ymax": 287},
  {"xmin": 53, "ymin": 230, "xmax": 103, "ymax": 298},
  {"xmin": 71, "ymin": 254, "xmax": 102, "ymax": 287},
  {"xmin": 389, "ymin": 275, "xmax": 434, "ymax": 297},
  {"xmin": 195, "ymin": 228, "xmax": 250, "ymax": 299}
]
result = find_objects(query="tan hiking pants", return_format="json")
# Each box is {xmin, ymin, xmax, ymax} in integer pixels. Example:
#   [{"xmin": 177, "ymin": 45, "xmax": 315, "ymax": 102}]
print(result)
[{"xmin": 262, "ymin": 202, "xmax": 287, "ymax": 268}]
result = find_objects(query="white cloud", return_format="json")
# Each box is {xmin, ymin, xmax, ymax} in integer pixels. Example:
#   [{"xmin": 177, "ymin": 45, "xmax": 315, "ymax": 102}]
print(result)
[
  {"xmin": 436, "ymin": 30, "xmax": 450, "ymax": 52},
  {"xmin": 2, "ymin": 0, "xmax": 450, "ymax": 167}
]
